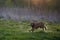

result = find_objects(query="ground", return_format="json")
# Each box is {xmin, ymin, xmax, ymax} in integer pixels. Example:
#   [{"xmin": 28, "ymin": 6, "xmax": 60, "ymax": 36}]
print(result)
[{"xmin": 0, "ymin": 19, "xmax": 60, "ymax": 40}]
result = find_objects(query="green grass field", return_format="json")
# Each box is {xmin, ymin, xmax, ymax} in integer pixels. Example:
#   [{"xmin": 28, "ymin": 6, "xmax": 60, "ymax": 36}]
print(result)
[{"xmin": 0, "ymin": 19, "xmax": 60, "ymax": 40}]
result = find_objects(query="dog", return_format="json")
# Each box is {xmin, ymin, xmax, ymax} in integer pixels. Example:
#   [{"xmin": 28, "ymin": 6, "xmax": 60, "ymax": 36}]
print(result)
[{"xmin": 29, "ymin": 21, "xmax": 48, "ymax": 32}]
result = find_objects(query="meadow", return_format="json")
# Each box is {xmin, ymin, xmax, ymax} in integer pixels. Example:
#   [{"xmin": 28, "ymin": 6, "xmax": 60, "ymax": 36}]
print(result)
[{"xmin": 0, "ymin": 19, "xmax": 60, "ymax": 40}]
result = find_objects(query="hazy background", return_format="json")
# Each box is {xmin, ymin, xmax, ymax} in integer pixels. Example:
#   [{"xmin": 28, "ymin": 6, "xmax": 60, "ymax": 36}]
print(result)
[{"xmin": 0, "ymin": 0, "xmax": 60, "ymax": 22}]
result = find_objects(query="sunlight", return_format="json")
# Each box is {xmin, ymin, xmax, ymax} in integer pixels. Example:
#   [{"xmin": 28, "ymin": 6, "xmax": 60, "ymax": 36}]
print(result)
[
  {"xmin": 31, "ymin": 0, "xmax": 43, "ymax": 5},
  {"xmin": 45, "ymin": 0, "xmax": 52, "ymax": 3}
]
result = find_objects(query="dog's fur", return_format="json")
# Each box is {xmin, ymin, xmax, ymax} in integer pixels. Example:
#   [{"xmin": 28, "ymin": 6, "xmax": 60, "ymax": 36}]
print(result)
[{"xmin": 29, "ymin": 21, "xmax": 48, "ymax": 32}]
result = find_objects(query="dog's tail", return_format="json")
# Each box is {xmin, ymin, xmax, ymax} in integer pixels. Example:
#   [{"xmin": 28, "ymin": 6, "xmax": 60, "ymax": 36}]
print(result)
[{"xmin": 44, "ymin": 25, "xmax": 48, "ymax": 30}]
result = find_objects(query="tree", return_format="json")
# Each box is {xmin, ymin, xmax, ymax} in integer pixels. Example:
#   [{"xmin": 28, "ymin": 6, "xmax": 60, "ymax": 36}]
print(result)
[
  {"xmin": 5, "ymin": 0, "xmax": 13, "ymax": 7},
  {"xmin": 0, "ymin": 0, "xmax": 6, "ymax": 7}
]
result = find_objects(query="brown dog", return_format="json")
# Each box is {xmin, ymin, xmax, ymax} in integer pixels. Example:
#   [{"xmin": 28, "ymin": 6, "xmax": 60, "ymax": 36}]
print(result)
[{"xmin": 29, "ymin": 21, "xmax": 48, "ymax": 32}]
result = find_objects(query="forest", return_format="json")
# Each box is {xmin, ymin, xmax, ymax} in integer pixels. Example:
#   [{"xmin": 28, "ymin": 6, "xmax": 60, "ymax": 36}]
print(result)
[
  {"xmin": 0, "ymin": 0, "xmax": 60, "ymax": 22},
  {"xmin": 0, "ymin": 0, "xmax": 60, "ymax": 10}
]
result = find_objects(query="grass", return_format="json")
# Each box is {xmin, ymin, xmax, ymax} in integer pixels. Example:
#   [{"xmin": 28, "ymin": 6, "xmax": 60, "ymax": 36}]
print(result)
[{"xmin": 0, "ymin": 19, "xmax": 60, "ymax": 40}]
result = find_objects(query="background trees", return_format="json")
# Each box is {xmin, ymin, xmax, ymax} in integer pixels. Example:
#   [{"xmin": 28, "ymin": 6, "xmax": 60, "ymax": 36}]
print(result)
[{"xmin": 0, "ymin": 0, "xmax": 60, "ymax": 10}]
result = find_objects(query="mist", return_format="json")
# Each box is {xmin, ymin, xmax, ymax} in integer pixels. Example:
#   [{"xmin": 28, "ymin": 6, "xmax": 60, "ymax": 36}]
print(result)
[{"xmin": 0, "ymin": 7, "xmax": 59, "ymax": 22}]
